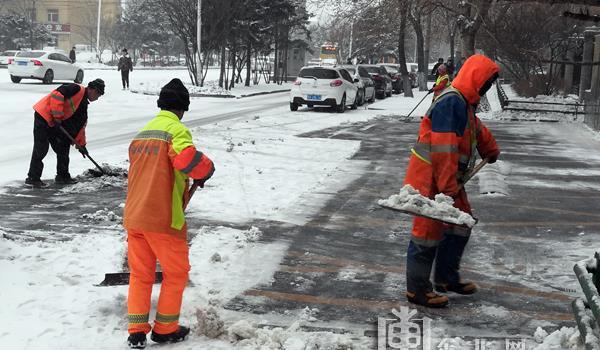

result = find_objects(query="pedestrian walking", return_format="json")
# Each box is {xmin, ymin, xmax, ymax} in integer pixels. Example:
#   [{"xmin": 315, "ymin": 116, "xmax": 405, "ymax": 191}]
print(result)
[
  {"xmin": 124, "ymin": 78, "xmax": 215, "ymax": 349},
  {"xmin": 429, "ymin": 64, "xmax": 450, "ymax": 99},
  {"xmin": 69, "ymin": 47, "xmax": 76, "ymax": 63},
  {"xmin": 431, "ymin": 57, "xmax": 444, "ymax": 78},
  {"xmin": 25, "ymin": 79, "xmax": 105, "ymax": 187},
  {"xmin": 118, "ymin": 48, "xmax": 134, "ymax": 90},
  {"xmin": 403, "ymin": 54, "xmax": 501, "ymax": 308}
]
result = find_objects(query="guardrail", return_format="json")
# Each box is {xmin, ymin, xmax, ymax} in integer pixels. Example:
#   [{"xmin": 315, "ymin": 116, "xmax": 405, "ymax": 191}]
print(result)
[{"xmin": 573, "ymin": 253, "xmax": 600, "ymax": 350}]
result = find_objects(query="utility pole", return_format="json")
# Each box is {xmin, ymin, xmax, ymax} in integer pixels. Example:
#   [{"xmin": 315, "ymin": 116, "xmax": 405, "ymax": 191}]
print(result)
[
  {"xmin": 96, "ymin": 0, "xmax": 102, "ymax": 63},
  {"xmin": 348, "ymin": 21, "xmax": 353, "ymax": 63},
  {"xmin": 29, "ymin": 0, "xmax": 36, "ymax": 49},
  {"xmin": 196, "ymin": 0, "xmax": 202, "ymax": 86}
]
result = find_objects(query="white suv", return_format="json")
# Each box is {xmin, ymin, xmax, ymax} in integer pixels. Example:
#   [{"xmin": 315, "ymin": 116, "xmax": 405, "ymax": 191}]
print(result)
[{"xmin": 290, "ymin": 66, "xmax": 358, "ymax": 113}]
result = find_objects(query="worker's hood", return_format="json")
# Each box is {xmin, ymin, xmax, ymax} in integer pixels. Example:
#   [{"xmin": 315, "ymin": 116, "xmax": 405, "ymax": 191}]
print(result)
[{"xmin": 451, "ymin": 54, "xmax": 500, "ymax": 105}]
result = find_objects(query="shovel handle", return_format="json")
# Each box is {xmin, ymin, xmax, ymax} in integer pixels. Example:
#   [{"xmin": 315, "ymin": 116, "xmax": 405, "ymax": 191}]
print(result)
[
  {"xmin": 183, "ymin": 182, "xmax": 200, "ymax": 209},
  {"xmin": 57, "ymin": 125, "xmax": 106, "ymax": 175},
  {"xmin": 458, "ymin": 158, "xmax": 489, "ymax": 190}
]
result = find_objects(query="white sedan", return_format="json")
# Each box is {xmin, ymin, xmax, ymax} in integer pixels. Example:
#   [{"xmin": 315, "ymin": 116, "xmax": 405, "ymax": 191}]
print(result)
[
  {"xmin": 290, "ymin": 66, "xmax": 358, "ymax": 113},
  {"xmin": 0, "ymin": 50, "xmax": 19, "ymax": 68},
  {"xmin": 8, "ymin": 50, "xmax": 84, "ymax": 84}
]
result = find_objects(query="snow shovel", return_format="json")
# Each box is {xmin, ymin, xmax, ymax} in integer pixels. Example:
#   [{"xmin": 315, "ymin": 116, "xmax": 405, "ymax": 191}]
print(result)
[
  {"xmin": 379, "ymin": 158, "xmax": 489, "ymax": 227},
  {"xmin": 404, "ymin": 90, "xmax": 432, "ymax": 119},
  {"xmin": 95, "ymin": 182, "xmax": 201, "ymax": 287},
  {"xmin": 57, "ymin": 125, "xmax": 106, "ymax": 177}
]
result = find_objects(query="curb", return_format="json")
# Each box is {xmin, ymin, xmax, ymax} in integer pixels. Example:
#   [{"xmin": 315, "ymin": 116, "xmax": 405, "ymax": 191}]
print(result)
[{"xmin": 130, "ymin": 88, "xmax": 290, "ymax": 99}]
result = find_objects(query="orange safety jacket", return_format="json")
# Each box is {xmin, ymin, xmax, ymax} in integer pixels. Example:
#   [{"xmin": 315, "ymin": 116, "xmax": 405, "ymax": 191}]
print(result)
[
  {"xmin": 33, "ymin": 84, "xmax": 87, "ymax": 146},
  {"xmin": 123, "ymin": 110, "xmax": 215, "ymax": 240},
  {"xmin": 403, "ymin": 55, "xmax": 500, "ymax": 247},
  {"xmin": 432, "ymin": 73, "xmax": 450, "ymax": 97}
]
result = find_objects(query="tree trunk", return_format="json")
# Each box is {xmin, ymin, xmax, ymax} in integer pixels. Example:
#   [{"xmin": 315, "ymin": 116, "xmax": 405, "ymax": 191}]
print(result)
[
  {"xmin": 461, "ymin": 31, "xmax": 476, "ymax": 58},
  {"xmin": 424, "ymin": 12, "xmax": 432, "ymax": 70},
  {"xmin": 414, "ymin": 23, "xmax": 427, "ymax": 91},
  {"xmin": 219, "ymin": 45, "xmax": 226, "ymax": 88},
  {"xmin": 229, "ymin": 45, "xmax": 237, "ymax": 90},
  {"xmin": 398, "ymin": 0, "xmax": 413, "ymax": 98},
  {"xmin": 245, "ymin": 33, "xmax": 252, "ymax": 87}
]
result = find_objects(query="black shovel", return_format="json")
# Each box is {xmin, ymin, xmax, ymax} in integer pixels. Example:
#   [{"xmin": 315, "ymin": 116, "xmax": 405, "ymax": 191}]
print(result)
[
  {"xmin": 95, "ymin": 182, "xmax": 201, "ymax": 287},
  {"xmin": 57, "ymin": 125, "xmax": 106, "ymax": 176}
]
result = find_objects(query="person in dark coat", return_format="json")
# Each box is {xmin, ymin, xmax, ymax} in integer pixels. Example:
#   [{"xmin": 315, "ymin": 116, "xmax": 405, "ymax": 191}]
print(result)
[
  {"xmin": 446, "ymin": 57, "xmax": 455, "ymax": 79},
  {"xmin": 69, "ymin": 47, "xmax": 76, "ymax": 63},
  {"xmin": 118, "ymin": 49, "xmax": 134, "ymax": 89}
]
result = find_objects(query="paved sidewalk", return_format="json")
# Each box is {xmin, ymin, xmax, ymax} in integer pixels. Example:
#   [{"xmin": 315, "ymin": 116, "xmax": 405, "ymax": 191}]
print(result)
[{"xmin": 226, "ymin": 118, "xmax": 600, "ymax": 342}]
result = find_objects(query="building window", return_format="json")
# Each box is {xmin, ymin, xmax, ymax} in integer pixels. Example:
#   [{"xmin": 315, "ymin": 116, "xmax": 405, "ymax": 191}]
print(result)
[{"xmin": 47, "ymin": 9, "xmax": 59, "ymax": 23}]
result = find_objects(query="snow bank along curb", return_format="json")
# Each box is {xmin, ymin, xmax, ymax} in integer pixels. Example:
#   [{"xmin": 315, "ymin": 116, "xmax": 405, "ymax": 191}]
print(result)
[
  {"xmin": 130, "ymin": 88, "xmax": 290, "ymax": 99},
  {"xmin": 378, "ymin": 185, "xmax": 477, "ymax": 227}
]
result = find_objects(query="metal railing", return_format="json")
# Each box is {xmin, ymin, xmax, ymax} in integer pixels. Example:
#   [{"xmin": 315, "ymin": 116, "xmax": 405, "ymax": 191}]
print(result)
[{"xmin": 573, "ymin": 253, "xmax": 600, "ymax": 350}]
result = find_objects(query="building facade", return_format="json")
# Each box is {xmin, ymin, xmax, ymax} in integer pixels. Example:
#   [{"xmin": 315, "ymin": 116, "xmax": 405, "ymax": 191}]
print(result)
[{"xmin": 1, "ymin": 0, "xmax": 121, "ymax": 52}]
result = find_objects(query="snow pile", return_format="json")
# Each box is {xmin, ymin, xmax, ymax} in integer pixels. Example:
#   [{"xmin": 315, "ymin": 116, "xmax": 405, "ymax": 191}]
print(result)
[
  {"xmin": 60, "ymin": 173, "xmax": 127, "ymax": 193},
  {"xmin": 81, "ymin": 208, "xmax": 122, "ymax": 223},
  {"xmin": 378, "ymin": 185, "xmax": 477, "ymax": 227},
  {"xmin": 79, "ymin": 164, "xmax": 128, "ymax": 179},
  {"xmin": 133, "ymin": 80, "xmax": 232, "ymax": 97},
  {"xmin": 227, "ymin": 320, "xmax": 362, "ymax": 349},
  {"xmin": 532, "ymin": 327, "xmax": 585, "ymax": 350},
  {"xmin": 196, "ymin": 307, "xmax": 225, "ymax": 339}
]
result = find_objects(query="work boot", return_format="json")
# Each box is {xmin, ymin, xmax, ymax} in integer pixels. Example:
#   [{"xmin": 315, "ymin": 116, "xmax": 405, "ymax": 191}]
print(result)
[
  {"xmin": 151, "ymin": 326, "xmax": 190, "ymax": 344},
  {"xmin": 435, "ymin": 281, "xmax": 478, "ymax": 295},
  {"xmin": 127, "ymin": 332, "xmax": 146, "ymax": 349},
  {"xmin": 25, "ymin": 178, "xmax": 48, "ymax": 188},
  {"xmin": 406, "ymin": 291, "xmax": 449, "ymax": 308},
  {"xmin": 55, "ymin": 174, "xmax": 78, "ymax": 185}
]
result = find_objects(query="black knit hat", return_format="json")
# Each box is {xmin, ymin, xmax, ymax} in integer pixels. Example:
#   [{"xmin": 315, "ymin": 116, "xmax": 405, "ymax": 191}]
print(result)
[
  {"xmin": 87, "ymin": 78, "xmax": 105, "ymax": 95},
  {"xmin": 157, "ymin": 78, "xmax": 190, "ymax": 112}
]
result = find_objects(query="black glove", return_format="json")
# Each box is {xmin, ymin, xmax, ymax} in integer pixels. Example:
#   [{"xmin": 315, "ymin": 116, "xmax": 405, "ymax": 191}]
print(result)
[
  {"xmin": 76, "ymin": 145, "xmax": 88, "ymax": 158},
  {"xmin": 428, "ymin": 88, "xmax": 434, "ymax": 93},
  {"xmin": 486, "ymin": 153, "xmax": 499, "ymax": 164},
  {"xmin": 194, "ymin": 164, "xmax": 215, "ymax": 188}
]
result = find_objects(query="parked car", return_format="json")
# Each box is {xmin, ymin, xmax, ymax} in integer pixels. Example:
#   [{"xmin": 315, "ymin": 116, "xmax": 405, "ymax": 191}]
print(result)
[
  {"xmin": 290, "ymin": 66, "xmax": 359, "ymax": 113},
  {"xmin": 358, "ymin": 64, "xmax": 392, "ymax": 99},
  {"xmin": 379, "ymin": 64, "xmax": 403, "ymax": 94},
  {"xmin": 337, "ymin": 65, "xmax": 375, "ymax": 105},
  {"xmin": 0, "ymin": 50, "xmax": 19, "ymax": 68},
  {"xmin": 8, "ymin": 50, "xmax": 84, "ymax": 84}
]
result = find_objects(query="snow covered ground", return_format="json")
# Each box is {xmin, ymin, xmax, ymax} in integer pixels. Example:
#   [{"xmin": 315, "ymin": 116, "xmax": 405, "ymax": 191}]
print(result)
[{"xmin": 0, "ymin": 69, "xmax": 433, "ymax": 349}]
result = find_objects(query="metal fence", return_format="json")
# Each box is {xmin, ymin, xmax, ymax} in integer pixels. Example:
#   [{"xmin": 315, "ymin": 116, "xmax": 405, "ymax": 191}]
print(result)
[
  {"xmin": 573, "ymin": 254, "xmax": 600, "ymax": 350},
  {"xmin": 584, "ymin": 95, "xmax": 600, "ymax": 131}
]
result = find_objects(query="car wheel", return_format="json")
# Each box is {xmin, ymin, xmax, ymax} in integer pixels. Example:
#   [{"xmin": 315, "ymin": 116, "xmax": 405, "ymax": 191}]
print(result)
[
  {"xmin": 386, "ymin": 87, "xmax": 392, "ymax": 97},
  {"xmin": 74, "ymin": 70, "xmax": 84, "ymax": 84},
  {"xmin": 290, "ymin": 102, "xmax": 299, "ymax": 111},
  {"xmin": 351, "ymin": 95, "xmax": 358, "ymax": 110},
  {"xmin": 337, "ymin": 95, "xmax": 346, "ymax": 113},
  {"xmin": 369, "ymin": 90, "xmax": 376, "ymax": 103},
  {"xmin": 10, "ymin": 75, "xmax": 21, "ymax": 83},
  {"xmin": 43, "ymin": 70, "xmax": 54, "ymax": 84},
  {"xmin": 358, "ymin": 89, "xmax": 365, "ymax": 106}
]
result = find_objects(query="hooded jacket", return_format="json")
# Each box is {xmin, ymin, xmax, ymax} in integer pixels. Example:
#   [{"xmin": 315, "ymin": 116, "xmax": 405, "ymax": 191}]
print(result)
[{"xmin": 403, "ymin": 54, "xmax": 501, "ymax": 246}]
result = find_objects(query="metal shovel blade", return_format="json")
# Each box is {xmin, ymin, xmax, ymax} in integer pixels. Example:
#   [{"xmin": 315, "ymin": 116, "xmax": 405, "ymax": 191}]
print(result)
[
  {"xmin": 378, "ymin": 203, "xmax": 475, "ymax": 227},
  {"xmin": 95, "ymin": 271, "xmax": 163, "ymax": 287}
]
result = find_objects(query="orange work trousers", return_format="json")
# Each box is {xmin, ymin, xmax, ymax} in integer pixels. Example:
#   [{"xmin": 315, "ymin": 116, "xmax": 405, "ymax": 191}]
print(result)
[{"xmin": 127, "ymin": 229, "xmax": 190, "ymax": 335}]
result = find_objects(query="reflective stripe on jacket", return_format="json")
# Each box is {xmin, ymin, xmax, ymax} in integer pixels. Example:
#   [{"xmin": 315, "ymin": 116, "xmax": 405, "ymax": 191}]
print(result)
[
  {"xmin": 123, "ymin": 110, "xmax": 215, "ymax": 239},
  {"xmin": 33, "ymin": 84, "xmax": 87, "ymax": 145},
  {"xmin": 403, "ymin": 55, "xmax": 501, "ymax": 246},
  {"xmin": 432, "ymin": 73, "xmax": 450, "ymax": 96}
]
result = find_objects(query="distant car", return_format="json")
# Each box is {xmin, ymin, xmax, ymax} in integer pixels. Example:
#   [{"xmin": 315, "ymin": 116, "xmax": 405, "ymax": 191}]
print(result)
[
  {"xmin": 290, "ymin": 66, "xmax": 359, "ymax": 113},
  {"xmin": 8, "ymin": 50, "xmax": 84, "ymax": 84},
  {"xmin": 338, "ymin": 65, "xmax": 375, "ymax": 105},
  {"xmin": 0, "ymin": 50, "xmax": 19, "ymax": 68},
  {"xmin": 379, "ymin": 64, "xmax": 404, "ymax": 94},
  {"xmin": 358, "ymin": 64, "xmax": 392, "ymax": 99}
]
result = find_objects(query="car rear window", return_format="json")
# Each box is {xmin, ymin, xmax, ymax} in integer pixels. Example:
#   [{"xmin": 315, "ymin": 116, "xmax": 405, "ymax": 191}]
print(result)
[
  {"xmin": 362, "ymin": 66, "xmax": 382, "ymax": 74},
  {"xmin": 299, "ymin": 68, "xmax": 339, "ymax": 79},
  {"xmin": 383, "ymin": 66, "xmax": 399, "ymax": 74},
  {"xmin": 343, "ymin": 67, "xmax": 356, "ymax": 75},
  {"xmin": 17, "ymin": 51, "xmax": 45, "ymax": 58}
]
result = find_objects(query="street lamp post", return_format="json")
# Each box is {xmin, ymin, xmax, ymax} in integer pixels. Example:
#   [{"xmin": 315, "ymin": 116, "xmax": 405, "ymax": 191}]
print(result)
[{"xmin": 96, "ymin": 0, "xmax": 102, "ymax": 63}]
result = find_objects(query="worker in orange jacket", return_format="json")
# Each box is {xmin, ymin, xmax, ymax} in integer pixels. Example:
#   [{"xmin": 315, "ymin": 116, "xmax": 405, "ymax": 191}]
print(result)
[
  {"xmin": 403, "ymin": 55, "xmax": 501, "ymax": 308},
  {"xmin": 429, "ymin": 64, "xmax": 450, "ymax": 99},
  {"xmin": 26, "ymin": 79, "xmax": 105, "ymax": 187},
  {"xmin": 123, "ymin": 79, "xmax": 215, "ymax": 349}
]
